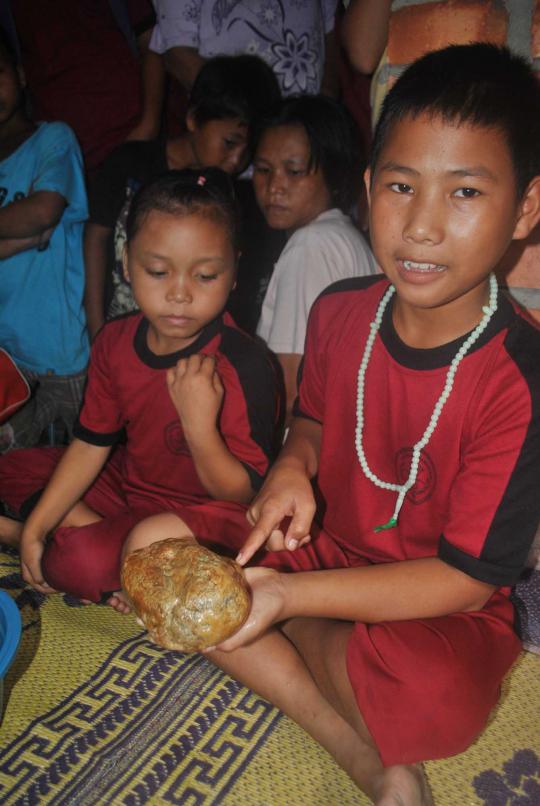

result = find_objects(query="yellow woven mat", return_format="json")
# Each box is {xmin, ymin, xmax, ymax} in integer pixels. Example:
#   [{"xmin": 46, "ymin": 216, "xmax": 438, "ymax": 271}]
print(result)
[{"xmin": 1, "ymin": 547, "xmax": 538, "ymax": 805}]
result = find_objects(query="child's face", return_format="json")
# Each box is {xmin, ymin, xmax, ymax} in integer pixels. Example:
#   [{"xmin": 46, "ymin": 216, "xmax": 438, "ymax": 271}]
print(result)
[
  {"xmin": 124, "ymin": 211, "xmax": 237, "ymax": 355},
  {"xmin": 0, "ymin": 53, "xmax": 24, "ymax": 125},
  {"xmin": 253, "ymin": 124, "xmax": 332, "ymax": 233},
  {"xmin": 366, "ymin": 113, "xmax": 538, "ymax": 329},
  {"xmin": 187, "ymin": 115, "xmax": 249, "ymax": 175}
]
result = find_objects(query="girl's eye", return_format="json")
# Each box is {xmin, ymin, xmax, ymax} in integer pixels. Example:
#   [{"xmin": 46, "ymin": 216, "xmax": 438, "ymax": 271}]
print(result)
[
  {"xmin": 288, "ymin": 168, "xmax": 307, "ymax": 177},
  {"xmin": 146, "ymin": 268, "xmax": 166, "ymax": 277},
  {"xmin": 389, "ymin": 182, "xmax": 413, "ymax": 194},
  {"xmin": 253, "ymin": 165, "xmax": 270, "ymax": 175},
  {"xmin": 454, "ymin": 187, "xmax": 480, "ymax": 198}
]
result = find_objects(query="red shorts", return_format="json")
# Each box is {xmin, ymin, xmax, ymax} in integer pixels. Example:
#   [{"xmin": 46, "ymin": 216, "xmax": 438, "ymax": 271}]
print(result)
[
  {"xmin": 261, "ymin": 528, "xmax": 521, "ymax": 766},
  {"xmin": 0, "ymin": 446, "xmax": 250, "ymax": 602}
]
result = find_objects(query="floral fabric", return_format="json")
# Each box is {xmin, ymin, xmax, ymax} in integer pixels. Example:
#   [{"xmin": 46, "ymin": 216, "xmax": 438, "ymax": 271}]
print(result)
[{"xmin": 150, "ymin": 0, "xmax": 338, "ymax": 94}]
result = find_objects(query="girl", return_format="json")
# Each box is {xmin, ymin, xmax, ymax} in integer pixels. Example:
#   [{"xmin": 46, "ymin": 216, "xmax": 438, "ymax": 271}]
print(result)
[
  {"xmin": 254, "ymin": 95, "xmax": 378, "ymax": 421},
  {"xmin": 0, "ymin": 169, "xmax": 280, "ymax": 606}
]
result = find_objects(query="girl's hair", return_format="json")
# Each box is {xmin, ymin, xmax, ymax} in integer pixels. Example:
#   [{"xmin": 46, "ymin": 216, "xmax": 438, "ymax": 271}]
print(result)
[
  {"xmin": 125, "ymin": 167, "xmax": 241, "ymax": 249},
  {"xmin": 256, "ymin": 95, "xmax": 363, "ymax": 211}
]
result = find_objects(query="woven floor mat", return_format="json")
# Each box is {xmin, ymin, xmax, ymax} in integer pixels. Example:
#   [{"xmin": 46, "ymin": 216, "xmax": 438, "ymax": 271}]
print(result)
[{"xmin": 0, "ymin": 547, "xmax": 538, "ymax": 805}]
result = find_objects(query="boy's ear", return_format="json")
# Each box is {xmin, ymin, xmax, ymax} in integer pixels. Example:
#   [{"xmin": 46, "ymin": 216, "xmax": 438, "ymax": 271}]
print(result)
[
  {"xmin": 16, "ymin": 66, "xmax": 26, "ymax": 90},
  {"xmin": 186, "ymin": 110, "xmax": 196, "ymax": 134},
  {"xmin": 513, "ymin": 176, "xmax": 540, "ymax": 240},
  {"xmin": 122, "ymin": 246, "xmax": 130, "ymax": 283},
  {"xmin": 363, "ymin": 167, "xmax": 372, "ymax": 206}
]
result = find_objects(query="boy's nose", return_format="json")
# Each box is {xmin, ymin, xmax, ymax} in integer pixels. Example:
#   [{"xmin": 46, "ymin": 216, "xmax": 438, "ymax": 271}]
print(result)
[
  {"xmin": 403, "ymin": 197, "xmax": 444, "ymax": 245},
  {"xmin": 269, "ymin": 170, "xmax": 286, "ymax": 197}
]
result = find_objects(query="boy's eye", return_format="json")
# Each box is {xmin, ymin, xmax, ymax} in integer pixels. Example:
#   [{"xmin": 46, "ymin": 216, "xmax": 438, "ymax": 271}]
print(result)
[
  {"xmin": 454, "ymin": 187, "xmax": 480, "ymax": 199},
  {"xmin": 224, "ymin": 138, "xmax": 240, "ymax": 149},
  {"xmin": 287, "ymin": 167, "xmax": 307, "ymax": 178},
  {"xmin": 389, "ymin": 182, "xmax": 413, "ymax": 194},
  {"xmin": 253, "ymin": 165, "xmax": 270, "ymax": 175},
  {"xmin": 197, "ymin": 273, "xmax": 218, "ymax": 282},
  {"xmin": 146, "ymin": 268, "xmax": 167, "ymax": 277}
]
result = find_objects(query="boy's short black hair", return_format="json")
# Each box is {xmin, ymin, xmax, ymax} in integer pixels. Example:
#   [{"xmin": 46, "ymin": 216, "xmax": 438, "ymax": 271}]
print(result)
[
  {"xmin": 188, "ymin": 54, "xmax": 281, "ymax": 148},
  {"xmin": 257, "ymin": 94, "xmax": 363, "ymax": 211},
  {"xmin": 126, "ymin": 167, "xmax": 241, "ymax": 251},
  {"xmin": 0, "ymin": 26, "xmax": 18, "ymax": 67},
  {"xmin": 371, "ymin": 43, "xmax": 540, "ymax": 197}
]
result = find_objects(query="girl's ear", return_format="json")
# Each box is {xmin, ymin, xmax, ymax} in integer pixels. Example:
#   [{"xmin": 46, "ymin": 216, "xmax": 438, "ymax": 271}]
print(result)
[
  {"xmin": 122, "ymin": 246, "xmax": 131, "ymax": 283},
  {"xmin": 513, "ymin": 176, "xmax": 540, "ymax": 240},
  {"xmin": 17, "ymin": 65, "xmax": 26, "ymax": 90}
]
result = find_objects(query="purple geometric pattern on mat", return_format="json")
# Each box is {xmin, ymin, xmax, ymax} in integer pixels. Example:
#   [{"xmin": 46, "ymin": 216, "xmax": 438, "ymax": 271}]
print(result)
[
  {"xmin": 0, "ymin": 632, "xmax": 282, "ymax": 805},
  {"xmin": 473, "ymin": 749, "xmax": 540, "ymax": 805}
]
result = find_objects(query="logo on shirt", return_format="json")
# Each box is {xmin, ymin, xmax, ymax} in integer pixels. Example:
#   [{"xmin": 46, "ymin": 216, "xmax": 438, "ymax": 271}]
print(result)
[
  {"xmin": 164, "ymin": 421, "xmax": 189, "ymax": 456},
  {"xmin": 395, "ymin": 447, "xmax": 436, "ymax": 504}
]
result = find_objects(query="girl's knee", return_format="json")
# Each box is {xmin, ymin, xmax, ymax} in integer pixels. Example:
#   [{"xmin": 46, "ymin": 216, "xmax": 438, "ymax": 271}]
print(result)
[{"xmin": 123, "ymin": 513, "xmax": 195, "ymax": 559}]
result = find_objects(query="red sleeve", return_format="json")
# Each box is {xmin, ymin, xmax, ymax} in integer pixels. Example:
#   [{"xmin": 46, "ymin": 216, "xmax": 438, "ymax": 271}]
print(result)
[
  {"xmin": 293, "ymin": 296, "xmax": 329, "ymax": 424},
  {"xmin": 73, "ymin": 327, "xmax": 125, "ymax": 445}
]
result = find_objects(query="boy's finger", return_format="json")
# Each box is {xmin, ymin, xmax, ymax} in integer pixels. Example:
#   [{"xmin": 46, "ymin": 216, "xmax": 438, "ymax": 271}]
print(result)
[
  {"xmin": 236, "ymin": 511, "xmax": 283, "ymax": 565},
  {"xmin": 284, "ymin": 509, "xmax": 315, "ymax": 550}
]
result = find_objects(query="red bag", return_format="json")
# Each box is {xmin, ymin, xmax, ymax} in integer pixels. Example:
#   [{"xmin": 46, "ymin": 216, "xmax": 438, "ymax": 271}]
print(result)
[{"xmin": 0, "ymin": 349, "xmax": 30, "ymax": 425}]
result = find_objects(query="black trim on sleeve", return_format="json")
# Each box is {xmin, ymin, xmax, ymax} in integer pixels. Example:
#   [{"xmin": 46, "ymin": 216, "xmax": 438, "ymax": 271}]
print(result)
[
  {"xmin": 219, "ymin": 325, "xmax": 279, "ymax": 478},
  {"xmin": 242, "ymin": 462, "xmax": 264, "ymax": 492},
  {"xmin": 475, "ymin": 316, "xmax": 540, "ymax": 577},
  {"xmin": 19, "ymin": 489, "xmax": 45, "ymax": 521},
  {"xmin": 438, "ymin": 534, "xmax": 524, "ymax": 586},
  {"xmin": 73, "ymin": 420, "xmax": 124, "ymax": 447}
]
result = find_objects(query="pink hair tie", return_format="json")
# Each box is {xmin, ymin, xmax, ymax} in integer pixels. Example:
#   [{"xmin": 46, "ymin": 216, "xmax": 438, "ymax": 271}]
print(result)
[{"xmin": 197, "ymin": 175, "xmax": 206, "ymax": 186}]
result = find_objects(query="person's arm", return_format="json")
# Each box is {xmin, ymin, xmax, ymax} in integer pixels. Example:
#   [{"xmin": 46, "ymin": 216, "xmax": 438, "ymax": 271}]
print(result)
[
  {"xmin": 277, "ymin": 353, "xmax": 302, "ymax": 426},
  {"xmin": 238, "ymin": 416, "xmax": 321, "ymax": 563},
  {"xmin": 320, "ymin": 29, "xmax": 340, "ymax": 97},
  {"xmin": 125, "ymin": 27, "xmax": 165, "ymax": 142},
  {"xmin": 20, "ymin": 439, "xmax": 112, "ymax": 593},
  {"xmin": 162, "ymin": 45, "xmax": 205, "ymax": 91},
  {"xmin": 84, "ymin": 222, "xmax": 112, "ymax": 340},
  {"xmin": 167, "ymin": 354, "xmax": 254, "ymax": 503},
  {"xmin": 215, "ymin": 555, "xmax": 495, "ymax": 651},
  {"xmin": 0, "ymin": 228, "xmax": 54, "ymax": 259},
  {"xmin": 341, "ymin": 0, "xmax": 392, "ymax": 74},
  {"xmin": 0, "ymin": 191, "xmax": 65, "ymax": 239}
]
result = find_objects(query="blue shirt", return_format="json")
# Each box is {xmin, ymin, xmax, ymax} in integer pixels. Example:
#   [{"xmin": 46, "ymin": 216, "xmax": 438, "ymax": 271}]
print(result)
[{"xmin": 0, "ymin": 122, "xmax": 89, "ymax": 374}]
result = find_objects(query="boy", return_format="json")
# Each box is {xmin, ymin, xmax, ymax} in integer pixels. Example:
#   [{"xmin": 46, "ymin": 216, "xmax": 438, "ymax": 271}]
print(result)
[
  {"xmin": 0, "ymin": 30, "xmax": 89, "ymax": 451},
  {"xmin": 84, "ymin": 54, "xmax": 281, "ymax": 339},
  {"xmin": 187, "ymin": 45, "xmax": 539, "ymax": 805},
  {"xmin": 0, "ymin": 169, "xmax": 280, "ymax": 605}
]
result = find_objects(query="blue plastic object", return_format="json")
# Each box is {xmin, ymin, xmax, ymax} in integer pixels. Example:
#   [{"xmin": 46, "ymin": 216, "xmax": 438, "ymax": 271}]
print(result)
[{"xmin": 0, "ymin": 590, "xmax": 21, "ymax": 719}]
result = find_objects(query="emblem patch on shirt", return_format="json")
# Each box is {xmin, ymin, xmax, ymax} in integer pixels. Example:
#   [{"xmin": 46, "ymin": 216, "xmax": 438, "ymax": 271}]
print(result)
[{"xmin": 395, "ymin": 447, "xmax": 436, "ymax": 504}]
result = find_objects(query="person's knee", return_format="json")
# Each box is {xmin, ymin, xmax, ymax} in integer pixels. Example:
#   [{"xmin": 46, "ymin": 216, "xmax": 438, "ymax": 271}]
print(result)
[
  {"xmin": 42, "ymin": 525, "xmax": 118, "ymax": 602},
  {"xmin": 123, "ymin": 513, "xmax": 194, "ymax": 560}
]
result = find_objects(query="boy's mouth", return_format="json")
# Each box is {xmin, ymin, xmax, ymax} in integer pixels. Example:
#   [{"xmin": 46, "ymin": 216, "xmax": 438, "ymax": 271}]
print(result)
[{"xmin": 401, "ymin": 260, "xmax": 446, "ymax": 273}]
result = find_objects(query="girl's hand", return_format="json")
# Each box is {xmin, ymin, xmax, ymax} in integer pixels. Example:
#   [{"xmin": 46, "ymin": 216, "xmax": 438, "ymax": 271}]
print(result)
[
  {"xmin": 20, "ymin": 531, "xmax": 57, "ymax": 594},
  {"xmin": 237, "ymin": 465, "xmax": 316, "ymax": 566},
  {"xmin": 207, "ymin": 566, "xmax": 286, "ymax": 652},
  {"xmin": 167, "ymin": 354, "xmax": 224, "ymax": 436}
]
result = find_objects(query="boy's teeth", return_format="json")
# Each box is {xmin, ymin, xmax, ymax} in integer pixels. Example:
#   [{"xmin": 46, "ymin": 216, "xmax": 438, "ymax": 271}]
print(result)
[{"xmin": 403, "ymin": 260, "xmax": 444, "ymax": 272}]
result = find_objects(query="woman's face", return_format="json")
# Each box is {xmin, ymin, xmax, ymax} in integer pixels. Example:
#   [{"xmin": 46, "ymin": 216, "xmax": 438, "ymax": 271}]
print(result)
[{"xmin": 252, "ymin": 124, "xmax": 332, "ymax": 233}]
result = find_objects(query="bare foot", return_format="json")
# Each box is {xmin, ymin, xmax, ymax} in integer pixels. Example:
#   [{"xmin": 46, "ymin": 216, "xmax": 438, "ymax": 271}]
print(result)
[
  {"xmin": 374, "ymin": 763, "xmax": 433, "ymax": 806},
  {"xmin": 0, "ymin": 515, "xmax": 23, "ymax": 547},
  {"xmin": 107, "ymin": 590, "xmax": 132, "ymax": 615}
]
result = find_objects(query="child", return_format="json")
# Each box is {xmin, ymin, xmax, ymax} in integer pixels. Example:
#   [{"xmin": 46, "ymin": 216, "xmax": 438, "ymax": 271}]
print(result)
[
  {"xmin": 0, "ymin": 29, "xmax": 89, "ymax": 451},
  {"xmin": 85, "ymin": 54, "xmax": 281, "ymax": 339},
  {"xmin": 0, "ymin": 169, "xmax": 280, "ymax": 605},
  {"xmin": 254, "ymin": 95, "xmax": 377, "ymax": 421},
  {"xmin": 176, "ymin": 45, "xmax": 536, "ymax": 804}
]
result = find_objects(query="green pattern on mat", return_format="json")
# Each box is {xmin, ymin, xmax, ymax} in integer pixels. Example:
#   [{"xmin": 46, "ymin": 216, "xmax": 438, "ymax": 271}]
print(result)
[{"xmin": 1, "ymin": 548, "xmax": 539, "ymax": 805}]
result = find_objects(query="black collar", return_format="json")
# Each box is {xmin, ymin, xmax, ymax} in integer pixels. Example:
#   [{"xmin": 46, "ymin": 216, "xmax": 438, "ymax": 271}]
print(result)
[
  {"xmin": 379, "ymin": 289, "xmax": 515, "ymax": 370},
  {"xmin": 134, "ymin": 314, "xmax": 223, "ymax": 369}
]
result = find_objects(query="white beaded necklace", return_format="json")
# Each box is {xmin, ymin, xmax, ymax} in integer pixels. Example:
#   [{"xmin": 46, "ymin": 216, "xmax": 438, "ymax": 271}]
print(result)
[{"xmin": 355, "ymin": 274, "xmax": 498, "ymax": 532}]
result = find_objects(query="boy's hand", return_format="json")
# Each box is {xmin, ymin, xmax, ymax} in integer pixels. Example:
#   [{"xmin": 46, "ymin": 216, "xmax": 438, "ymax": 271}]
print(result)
[
  {"xmin": 167, "ymin": 354, "xmax": 224, "ymax": 435},
  {"xmin": 206, "ymin": 567, "xmax": 285, "ymax": 652},
  {"xmin": 237, "ymin": 465, "xmax": 316, "ymax": 566},
  {"xmin": 20, "ymin": 531, "xmax": 57, "ymax": 594}
]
